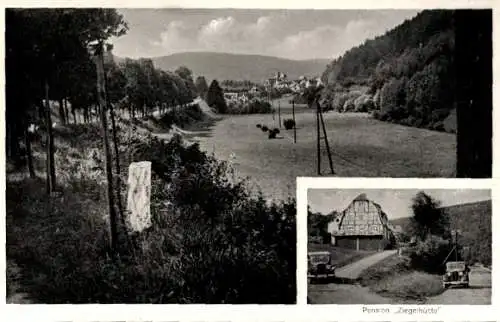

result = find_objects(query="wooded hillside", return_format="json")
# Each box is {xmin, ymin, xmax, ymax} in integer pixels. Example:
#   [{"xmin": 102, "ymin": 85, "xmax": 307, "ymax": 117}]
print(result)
[
  {"xmin": 321, "ymin": 10, "xmax": 456, "ymax": 132},
  {"xmin": 390, "ymin": 199, "xmax": 492, "ymax": 265}
]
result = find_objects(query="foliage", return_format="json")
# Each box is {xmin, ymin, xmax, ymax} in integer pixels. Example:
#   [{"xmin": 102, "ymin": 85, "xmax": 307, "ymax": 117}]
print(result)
[
  {"xmin": 283, "ymin": 119, "xmax": 295, "ymax": 130},
  {"xmin": 194, "ymin": 76, "xmax": 209, "ymax": 98},
  {"xmin": 206, "ymin": 80, "xmax": 227, "ymax": 113},
  {"xmin": 408, "ymin": 191, "xmax": 450, "ymax": 240},
  {"xmin": 227, "ymin": 99, "xmax": 272, "ymax": 114},
  {"xmin": 408, "ymin": 234, "xmax": 451, "ymax": 274},
  {"xmin": 261, "ymin": 126, "xmax": 269, "ymax": 132},
  {"xmin": 7, "ymin": 129, "xmax": 296, "ymax": 303},
  {"xmin": 307, "ymin": 207, "xmax": 337, "ymax": 244},
  {"xmin": 321, "ymin": 10, "xmax": 456, "ymax": 132}
]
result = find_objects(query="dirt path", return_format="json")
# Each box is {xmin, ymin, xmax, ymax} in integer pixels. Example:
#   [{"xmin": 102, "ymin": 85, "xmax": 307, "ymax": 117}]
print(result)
[
  {"xmin": 426, "ymin": 266, "xmax": 491, "ymax": 304},
  {"xmin": 335, "ymin": 250, "xmax": 397, "ymax": 279}
]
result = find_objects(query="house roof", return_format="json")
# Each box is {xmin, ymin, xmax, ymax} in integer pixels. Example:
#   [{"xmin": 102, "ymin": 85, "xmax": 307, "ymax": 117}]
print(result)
[{"xmin": 353, "ymin": 193, "xmax": 369, "ymax": 201}]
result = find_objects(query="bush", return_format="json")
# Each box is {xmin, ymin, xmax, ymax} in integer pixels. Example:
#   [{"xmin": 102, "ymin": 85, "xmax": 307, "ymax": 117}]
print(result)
[
  {"xmin": 226, "ymin": 99, "xmax": 272, "ymax": 115},
  {"xmin": 261, "ymin": 126, "xmax": 269, "ymax": 132},
  {"xmin": 256, "ymin": 124, "xmax": 262, "ymax": 128},
  {"xmin": 7, "ymin": 132, "xmax": 297, "ymax": 304},
  {"xmin": 273, "ymin": 128, "xmax": 280, "ymax": 134},
  {"xmin": 159, "ymin": 104, "xmax": 204, "ymax": 129},
  {"xmin": 283, "ymin": 119, "xmax": 295, "ymax": 130},
  {"xmin": 268, "ymin": 131, "xmax": 277, "ymax": 139},
  {"xmin": 409, "ymin": 235, "xmax": 451, "ymax": 274}
]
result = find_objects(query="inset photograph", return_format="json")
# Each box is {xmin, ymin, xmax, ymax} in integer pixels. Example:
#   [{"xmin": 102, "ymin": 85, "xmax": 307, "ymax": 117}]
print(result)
[{"xmin": 307, "ymin": 189, "xmax": 491, "ymax": 304}]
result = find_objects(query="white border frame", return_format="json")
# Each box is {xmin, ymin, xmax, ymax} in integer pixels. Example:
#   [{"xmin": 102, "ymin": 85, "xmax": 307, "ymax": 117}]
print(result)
[
  {"xmin": 2, "ymin": 1, "xmax": 499, "ymax": 322},
  {"xmin": 298, "ymin": 177, "xmax": 497, "ymax": 320}
]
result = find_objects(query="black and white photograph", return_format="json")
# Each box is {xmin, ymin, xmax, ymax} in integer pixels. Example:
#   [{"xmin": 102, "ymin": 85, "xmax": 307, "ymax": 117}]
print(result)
[
  {"xmin": 3, "ymin": 7, "xmax": 492, "ymax": 305},
  {"xmin": 307, "ymin": 188, "xmax": 492, "ymax": 305}
]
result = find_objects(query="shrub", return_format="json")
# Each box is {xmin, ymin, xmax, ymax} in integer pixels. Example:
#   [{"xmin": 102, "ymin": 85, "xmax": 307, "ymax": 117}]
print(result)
[
  {"xmin": 409, "ymin": 235, "xmax": 451, "ymax": 274},
  {"xmin": 268, "ymin": 131, "xmax": 277, "ymax": 139},
  {"xmin": 273, "ymin": 128, "xmax": 280, "ymax": 134},
  {"xmin": 261, "ymin": 126, "xmax": 269, "ymax": 132},
  {"xmin": 7, "ymin": 132, "xmax": 297, "ymax": 304},
  {"xmin": 283, "ymin": 119, "xmax": 295, "ymax": 130},
  {"xmin": 226, "ymin": 99, "xmax": 272, "ymax": 115},
  {"xmin": 256, "ymin": 124, "xmax": 262, "ymax": 128}
]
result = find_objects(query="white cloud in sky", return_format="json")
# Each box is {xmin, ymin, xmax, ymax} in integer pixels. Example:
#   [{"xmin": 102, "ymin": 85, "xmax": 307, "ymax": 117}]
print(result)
[{"xmin": 149, "ymin": 14, "xmax": 391, "ymax": 60}]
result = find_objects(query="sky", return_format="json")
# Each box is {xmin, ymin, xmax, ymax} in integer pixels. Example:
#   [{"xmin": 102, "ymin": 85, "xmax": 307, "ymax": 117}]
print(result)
[
  {"xmin": 111, "ymin": 9, "xmax": 420, "ymax": 60},
  {"xmin": 307, "ymin": 189, "xmax": 492, "ymax": 219}
]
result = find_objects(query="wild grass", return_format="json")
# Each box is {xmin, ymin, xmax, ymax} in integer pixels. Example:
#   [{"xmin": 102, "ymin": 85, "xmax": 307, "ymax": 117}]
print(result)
[
  {"xmin": 6, "ymin": 110, "xmax": 296, "ymax": 304},
  {"xmin": 358, "ymin": 255, "xmax": 444, "ymax": 301}
]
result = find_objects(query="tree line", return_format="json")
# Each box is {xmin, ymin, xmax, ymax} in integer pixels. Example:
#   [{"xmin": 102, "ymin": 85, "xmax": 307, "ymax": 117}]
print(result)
[
  {"xmin": 6, "ymin": 8, "xmax": 199, "ymax": 181},
  {"xmin": 321, "ymin": 10, "xmax": 456, "ymax": 132}
]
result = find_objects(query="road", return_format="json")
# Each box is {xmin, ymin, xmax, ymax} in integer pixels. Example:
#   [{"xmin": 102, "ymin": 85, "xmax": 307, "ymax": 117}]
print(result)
[
  {"xmin": 308, "ymin": 262, "xmax": 491, "ymax": 304},
  {"xmin": 426, "ymin": 265, "xmax": 491, "ymax": 304},
  {"xmin": 335, "ymin": 250, "xmax": 397, "ymax": 279}
]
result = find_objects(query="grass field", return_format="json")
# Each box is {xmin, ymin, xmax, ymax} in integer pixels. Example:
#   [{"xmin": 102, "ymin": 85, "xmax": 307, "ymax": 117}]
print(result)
[{"xmin": 193, "ymin": 108, "xmax": 456, "ymax": 200}]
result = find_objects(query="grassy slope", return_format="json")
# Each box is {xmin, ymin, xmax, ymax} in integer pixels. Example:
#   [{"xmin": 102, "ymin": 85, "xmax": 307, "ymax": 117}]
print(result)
[
  {"xmin": 358, "ymin": 255, "xmax": 444, "ymax": 301},
  {"xmin": 308, "ymin": 243, "xmax": 375, "ymax": 268},
  {"xmin": 6, "ymin": 106, "xmax": 232, "ymax": 303},
  {"xmin": 151, "ymin": 52, "xmax": 329, "ymax": 83}
]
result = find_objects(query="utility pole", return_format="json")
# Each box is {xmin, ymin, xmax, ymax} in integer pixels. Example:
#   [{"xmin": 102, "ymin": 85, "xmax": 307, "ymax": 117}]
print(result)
[
  {"xmin": 292, "ymin": 100, "xmax": 297, "ymax": 143},
  {"xmin": 316, "ymin": 99, "xmax": 321, "ymax": 175},
  {"xmin": 94, "ymin": 41, "xmax": 119, "ymax": 253},
  {"xmin": 315, "ymin": 98, "xmax": 335, "ymax": 175},
  {"xmin": 278, "ymin": 100, "xmax": 281, "ymax": 128}
]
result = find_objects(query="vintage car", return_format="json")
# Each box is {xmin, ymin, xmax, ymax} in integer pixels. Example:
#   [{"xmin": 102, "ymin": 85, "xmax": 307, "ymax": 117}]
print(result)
[
  {"xmin": 308, "ymin": 251, "xmax": 336, "ymax": 282},
  {"xmin": 443, "ymin": 261, "xmax": 470, "ymax": 288}
]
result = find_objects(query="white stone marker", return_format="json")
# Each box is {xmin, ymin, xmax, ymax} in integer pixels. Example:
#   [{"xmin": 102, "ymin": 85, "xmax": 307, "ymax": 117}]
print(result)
[{"xmin": 126, "ymin": 161, "xmax": 152, "ymax": 232}]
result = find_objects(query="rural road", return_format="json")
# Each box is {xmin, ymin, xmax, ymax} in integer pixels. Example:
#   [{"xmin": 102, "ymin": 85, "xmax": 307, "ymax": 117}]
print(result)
[
  {"xmin": 308, "ymin": 262, "xmax": 491, "ymax": 304},
  {"xmin": 335, "ymin": 250, "xmax": 397, "ymax": 279},
  {"xmin": 426, "ymin": 266, "xmax": 491, "ymax": 304}
]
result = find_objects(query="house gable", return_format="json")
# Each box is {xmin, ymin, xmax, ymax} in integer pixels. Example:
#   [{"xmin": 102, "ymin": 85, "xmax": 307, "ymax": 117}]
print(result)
[{"xmin": 330, "ymin": 194, "xmax": 388, "ymax": 237}]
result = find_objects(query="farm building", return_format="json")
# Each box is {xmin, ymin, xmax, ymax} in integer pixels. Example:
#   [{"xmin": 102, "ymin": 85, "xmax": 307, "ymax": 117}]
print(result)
[{"xmin": 327, "ymin": 193, "xmax": 395, "ymax": 251}]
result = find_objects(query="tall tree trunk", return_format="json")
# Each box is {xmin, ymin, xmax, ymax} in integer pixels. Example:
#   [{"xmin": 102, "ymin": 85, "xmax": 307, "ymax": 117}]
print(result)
[
  {"xmin": 102, "ymin": 54, "xmax": 125, "ymax": 229},
  {"xmin": 44, "ymin": 80, "xmax": 56, "ymax": 194},
  {"xmin": 24, "ymin": 124, "xmax": 35, "ymax": 178},
  {"xmin": 95, "ymin": 43, "xmax": 119, "ymax": 253}
]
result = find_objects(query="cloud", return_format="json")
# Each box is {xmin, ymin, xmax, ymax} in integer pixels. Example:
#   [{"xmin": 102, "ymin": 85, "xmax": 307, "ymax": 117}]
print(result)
[{"xmin": 150, "ymin": 14, "xmax": 399, "ymax": 59}]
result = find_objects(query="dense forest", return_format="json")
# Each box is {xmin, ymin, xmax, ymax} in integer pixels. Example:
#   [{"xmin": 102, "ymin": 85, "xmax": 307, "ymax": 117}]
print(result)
[{"xmin": 321, "ymin": 10, "xmax": 456, "ymax": 132}]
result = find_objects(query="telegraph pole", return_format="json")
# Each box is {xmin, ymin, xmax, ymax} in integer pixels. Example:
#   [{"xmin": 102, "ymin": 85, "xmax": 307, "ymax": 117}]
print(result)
[
  {"xmin": 292, "ymin": 100, "xmax": 297, "ymax": 143},
  {"xmin": 316, "ymin": 100, "xmax": 321, "ymax": 175},
  {"xmin": 278, "ymin": 100, "xmax": 282, "ymax": 128}
]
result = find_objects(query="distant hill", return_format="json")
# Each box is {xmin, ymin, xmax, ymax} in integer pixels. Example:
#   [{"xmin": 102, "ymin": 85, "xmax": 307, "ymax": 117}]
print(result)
[
  {"xmin": 390, "ymin": 199, "xmax": 492, "ymax": 265},
  {"xmin": 148, "ymin": 52, "xmax": 329, "ymax": 83}
]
